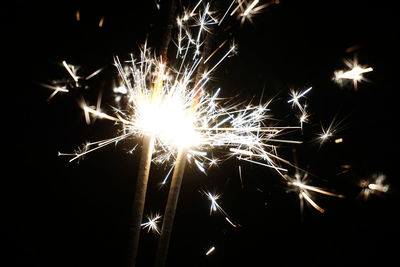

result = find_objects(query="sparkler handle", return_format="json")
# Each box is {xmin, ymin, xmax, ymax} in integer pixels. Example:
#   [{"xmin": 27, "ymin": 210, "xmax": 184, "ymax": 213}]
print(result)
[
  {"xmin": 128, "ymin": 135, "xmax": 155, "ymax": 267},
  {"xmin": 154, "ymin": 148, "xmax": 187, "ymax": 267}
]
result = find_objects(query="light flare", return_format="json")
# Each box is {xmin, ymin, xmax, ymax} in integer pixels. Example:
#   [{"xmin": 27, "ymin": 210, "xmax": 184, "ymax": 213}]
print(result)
[
  {"xmin": 141, "ymin": 213, "xmax": 162, "ymax": 234},
  {"xmin": 359, "ymin": 173, "xmax": 389, "ymax": 200},
  {"xmin": 334, "ymin": 58, "xmax": 373, "ymax": 89}
]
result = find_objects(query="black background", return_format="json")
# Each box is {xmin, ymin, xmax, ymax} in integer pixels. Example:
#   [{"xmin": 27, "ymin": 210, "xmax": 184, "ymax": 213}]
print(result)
[{"xmin": 3, "ymin": 0, "xmax": 399, "ymax": 266}]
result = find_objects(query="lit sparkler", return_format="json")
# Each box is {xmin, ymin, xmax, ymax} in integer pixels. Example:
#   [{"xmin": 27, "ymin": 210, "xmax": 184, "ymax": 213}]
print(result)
[
  {"xmin": 65, "ymin": 46, "xmax": 295, "ymax": 174},
  {"xmin": 45, "ymin": 2, "xmax": 333, "ymax": 266},
  {"xmin": 334, "ymin": 57, "xmax": 373, "ymax": 89}
]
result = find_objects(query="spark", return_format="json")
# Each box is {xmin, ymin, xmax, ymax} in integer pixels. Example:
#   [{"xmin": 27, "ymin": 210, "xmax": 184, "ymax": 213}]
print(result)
[
  {"xmin": 201, "ymin": 190, "xmax": 238, "ymax": 227},
  {"xmin": 288, "ymin": 87, "xmax": 312, "ymax": 131},
  {"xmin": 243, "ymin": 0, "xmax": 260, "ymax": 17},
  {"xmin": 205, "ymin": 246, "xmax": 215, "ymax": 256},
  {"xmin": 238, "ymin": 165, "xmax": 244, "ymax": 189},
  {"xmin": 40, "ymin": 63, "xmax": 104, "ymax": 98},
  {"xmin": 204, "ymin": 40, "xmax": 228, "ymax": 64},
  {"xmin": 287, "ymin": 167, "xmax": 344, "ymax": 214},
  {"xmin": 359, "ymin": 173, "xmax": 389, "ymax": 200},
  {"xmin": 98, "ymin": 17, "xmax": 105, "ymax": 27},
  {"xmin": 318, "ymin": 116, "xmax": 341, "ymax": 146},
  {"xmin": 154, "ymin": 0, "xmax": 161, "ymax": 10},
  {"xmin": 299, "ymin": 110, "xmax": 309, "ymax": 131},
  {"xmin": 288, "ymin": 87, "xmax": 312, "ymax": 109},
  {"xmin": 38, "ymin": 83, "xmax": 69, "ymax": 100},
  {"xmin": 141, "ymin": 213, "xmax": 162, "ymax": 234},
  {"xmin": 85, "ymin": 67, "xmax": 104, "ymax": 80},
  {"xmin": 205, "ymin": 191, "xmax": 222, "ymax": 215},
  {"xmin": 161, "ymin": 166, "xmax": 174, "ymax": 185},
  {"xmin": 233, "ymin": 0, "xmax": 279, "ymax": 24},
  {"xmin": 218, "ymin": 0, "xmax": 236, "ymax": 25},
  {"xmin": 291, "ymin": 181, "xmax": 344, "ymax": 198},
  {"xmin": 334, "ymin": 138, "xmax": 343, "ymax": 144},
  {"xmin": 201, "ymin": 189, "xmax": 235, "ymax": 220},
  {"xmin": 62, "ymin": 60, "xmax": 79, "ymax": 83},
  {"xmin": 225, "ymin": 217, "xmax": 238, "ymax": 227},
  {"xmin": 319, "ymin": 128, "xmax": 332, "ymax": 143},
  {"xmin": 334, "ymin": 57, "xmax": 373, "ymax": 89}
]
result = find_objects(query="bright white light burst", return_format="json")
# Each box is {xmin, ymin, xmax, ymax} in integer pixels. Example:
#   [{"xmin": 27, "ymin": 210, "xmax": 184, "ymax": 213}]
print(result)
[
  {"xmin": 141, "ymin": 213, "xmax": 162, "ymax": 234},
  {"xmin": 334, "ymin": 58, "xmax": 373, "ymax": 89}
]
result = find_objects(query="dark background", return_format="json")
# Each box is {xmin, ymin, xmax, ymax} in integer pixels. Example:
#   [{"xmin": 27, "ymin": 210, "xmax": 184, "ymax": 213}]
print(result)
[{"xmin": 3, "ymin": 0, "xmax": 399, "ymax": 266}]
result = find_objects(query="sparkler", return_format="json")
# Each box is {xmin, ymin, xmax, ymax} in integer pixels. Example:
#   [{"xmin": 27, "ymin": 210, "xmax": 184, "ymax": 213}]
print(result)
[
  {"xmin": 44, "ymin": 1, "xmax": 343, "ymax": 265},
  {"xmin": 334, "ymin": 57, "xmax": 373, "ymax": 89},
  {"xmin": 55, "ymin": 2, "xmax": 294, "ymax": 264}
]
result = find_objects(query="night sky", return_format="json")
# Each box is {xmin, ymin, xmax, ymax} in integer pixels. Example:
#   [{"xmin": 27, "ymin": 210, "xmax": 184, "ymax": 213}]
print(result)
[{"xmin": 3, "ymin": 1, "xmax": 399, "ymax": 266}]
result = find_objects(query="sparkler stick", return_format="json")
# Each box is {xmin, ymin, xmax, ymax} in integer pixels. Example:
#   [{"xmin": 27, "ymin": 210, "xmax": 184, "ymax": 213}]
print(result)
[
  {"xmin": 155, "ymin": 15, "xmax": 219, "ymax": 266},
  {"xmin": 128, "ymin": 134, "xmax": 155, "ymax": 267},
  {"xmin": 155, "ymin": 148, "xmax": 187, "ymax": 267},
  {"xmin": 129, "ymin": 1, "xmax": 177, "ymax": 266}
]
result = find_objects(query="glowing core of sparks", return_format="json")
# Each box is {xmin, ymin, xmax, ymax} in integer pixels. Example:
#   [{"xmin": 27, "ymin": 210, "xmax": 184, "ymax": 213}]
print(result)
[{"xmin": 135, "ymin": 93, "xmax": 199, "ymax": 149}]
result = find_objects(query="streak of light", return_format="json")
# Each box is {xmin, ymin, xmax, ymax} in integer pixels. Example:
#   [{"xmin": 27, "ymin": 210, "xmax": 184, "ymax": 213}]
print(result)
[
  {"xmin": 62, "ymin": 60, "xmax": 79, "ymax": 82},
  {"xmin": 204, "ymin": 40, "xmax": 228, "ymax": 64},
  {"xmin": 238, "ymin": 165, "xmax": 244, "ymax": 189},
  {"xmin": 300, "ymin": 191, "xmax": 325, "ymax": 213},
  {"xmin": 141, "ymin": 214, "xmax": 162, "ymax": 234},
  {"xmin": 291, "ymin": 181, "xmax": 345, "ymax": 198},
  {"xmin": 334, "ymin": 138, "xmax": 343, "ymax": 144},
  {"xmin": 334, "ymin": 58, "xmax": 373, "ymax": 89},
  {"xmin": 85, "ymin": 67, "xmax": 104, "ymax": 80},
  {"xmin": 239, "ymin": 158, "xmax": 287, "ymax": 172},
  {"xmin": 243, "ymin": 0, "xmax": 259, "ymax": 17},
  {"xmin": 99, "ymin": 17, "xmax": 105, "ymax": 27},
  {"xmin": 205, "ymin": 246, "xmax": 215, "ymax": 256},
  {"xmin": 225, "ymin": 217, "xmax": 238, "ymax": 227}
]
